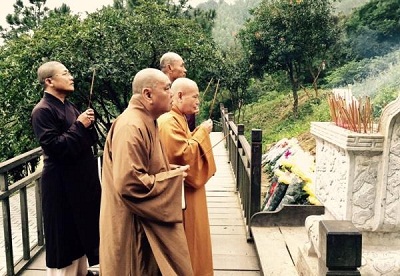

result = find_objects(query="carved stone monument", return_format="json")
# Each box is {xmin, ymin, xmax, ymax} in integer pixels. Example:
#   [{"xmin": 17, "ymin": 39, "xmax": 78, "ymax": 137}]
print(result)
[{"xmin": 301, "ymin": 95, "xmax": 400, "ymax": 275}]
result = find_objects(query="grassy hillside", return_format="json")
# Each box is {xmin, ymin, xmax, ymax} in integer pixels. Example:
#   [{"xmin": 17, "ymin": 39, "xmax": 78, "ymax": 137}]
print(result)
[
  {"xmin": 234, "ymin": 48, "xmax": 400, "ymax": 155},
  {"xmin": 237, "ymin": 89, "xmax": 331, "ymax": 154}
]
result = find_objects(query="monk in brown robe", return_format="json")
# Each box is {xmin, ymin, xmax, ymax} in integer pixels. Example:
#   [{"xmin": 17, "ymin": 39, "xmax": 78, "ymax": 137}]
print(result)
[
  {"xmin": 99, "ymin": 68, "xmax": 193, "ymax": 276},
  {"xmin": 158, "ymin": 78, "xmax": 216, "ymax": 276}
]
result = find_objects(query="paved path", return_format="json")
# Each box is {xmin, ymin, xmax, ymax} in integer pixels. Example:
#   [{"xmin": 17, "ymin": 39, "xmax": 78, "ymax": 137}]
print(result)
[{"xmin": 4, "ymin": 132, "xmax": 260, "ymax": 275}]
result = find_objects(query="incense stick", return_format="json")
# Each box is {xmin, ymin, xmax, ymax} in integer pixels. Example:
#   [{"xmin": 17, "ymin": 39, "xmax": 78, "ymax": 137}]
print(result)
[
  {"xmin": 200, "ymin": 133, "xmax": 229, "ymax": 158},
  {"xmin": 88, "ymin": 68, "xmax": 96, "ymax": 108},
  {"xmin": 202, "ymin": 77, "xmax": 214, "ymax": 99},
  {"xmin": 208, "ymin": 79, "xmax": 220, "ymax": 119}
]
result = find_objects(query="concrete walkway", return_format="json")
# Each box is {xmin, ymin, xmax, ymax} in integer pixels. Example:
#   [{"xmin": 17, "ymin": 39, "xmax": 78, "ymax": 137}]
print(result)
[{"xmin": 4, "ymin": 132, "xmax": 260, "ymax": 275}]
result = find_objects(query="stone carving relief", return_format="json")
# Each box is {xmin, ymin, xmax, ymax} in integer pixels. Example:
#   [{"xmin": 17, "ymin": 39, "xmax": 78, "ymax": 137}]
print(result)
[
  {"xmin": 304, "ymin": 215, "xmax": 323, "ymax": 258},
  {"xmin": 361, "ymin": 249, "xmax": 400, "ymax": 276},
  {"xmin": 384, "ymin": 118, "xmax": 400, "ymax": 230},
  {"xmin": 352, "ymin": 155, "xmax": 379, "ymax": 229},
  {"xmin": 306, "ymin": 97, "xmax": 400, "ymax": 275},
  {"xmin": 315, "ymin": 140, "xmax": 347, "ymax": 219}
]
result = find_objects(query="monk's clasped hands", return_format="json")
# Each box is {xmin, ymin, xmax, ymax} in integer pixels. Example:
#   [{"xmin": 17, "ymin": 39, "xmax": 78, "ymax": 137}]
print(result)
[
  {"xmin": 201, "ymin": 119, "xmax": 213, "ymax": 134},
  {"xmin": 78, "ymin": 108, "xmax": 95, "ymax": 128}
]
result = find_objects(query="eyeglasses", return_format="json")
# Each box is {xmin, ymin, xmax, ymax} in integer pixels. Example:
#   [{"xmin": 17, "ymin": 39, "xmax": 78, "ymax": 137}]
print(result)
[{"xmin": 50, "ymin": 71, "xmax": 73, "ymax": 78}]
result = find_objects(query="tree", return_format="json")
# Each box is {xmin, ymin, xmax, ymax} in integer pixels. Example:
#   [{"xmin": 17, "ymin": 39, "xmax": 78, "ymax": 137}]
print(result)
[
  {"xmin": 0, "ymin": 14, "xmax": 83, "ymax": 162},
  {"xmin": 218, "ymin": 46, "xmax": 253, "ymax": 123},
  {"xmin": 0, "ymin": 1, "xmax": 221, "ymax": 162},
  {"xmin": 344, "ymin": 0, "xmax": 400, "ymax": 59},
  {"xmin": 239, "ymin": 0, "xmax": 339, "ymax": 116},
  {"xmin": 0, "ymin": 0, "xmax": 49, "ymax": 41},
  {"xmin": 0, "ymin": 0, "xmax": 72, "ymax": 43}
]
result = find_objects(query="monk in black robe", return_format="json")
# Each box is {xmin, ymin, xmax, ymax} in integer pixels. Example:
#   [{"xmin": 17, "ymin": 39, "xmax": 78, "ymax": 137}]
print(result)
[{"xmin": 31, "ymin": 61, "xmax": 101, "ymax": 275}]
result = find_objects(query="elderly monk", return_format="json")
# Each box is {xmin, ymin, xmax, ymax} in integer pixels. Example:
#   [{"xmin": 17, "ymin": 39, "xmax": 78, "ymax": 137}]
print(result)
[
  {"xmin": 159, "ymin": 51, "xmax": 196, "ymax": 131},
  {"xmin": 100, "ymin": 68, "xmax": 194, "ymax": 276},
  {"xmin": 158, "ymin": 78, "xmax": 216, "ymax": 276},
  {"xmin": 159, "ymin": 51, "xmax": 187, "ymax": 82}
]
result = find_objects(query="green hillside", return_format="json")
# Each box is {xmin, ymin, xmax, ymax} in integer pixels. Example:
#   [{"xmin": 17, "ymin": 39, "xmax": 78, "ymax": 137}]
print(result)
[{"xmin": 237, "ymin": 89, "xmax": 331, "ymax": 154}]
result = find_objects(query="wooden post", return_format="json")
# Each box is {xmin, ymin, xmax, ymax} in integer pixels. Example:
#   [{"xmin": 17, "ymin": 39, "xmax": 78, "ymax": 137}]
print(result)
[
  {"xmin": 35, "ymin": 178, "xmax": 44, "ymax": 246},
  {"xmin": 237, "ymin": 124, "xmax": 245, "ymax": 192},
  {"xmin": 0, "ymin": 173, "xmax": 15, "ymax": 276},
  {"xmin": 20, "ymin": 186, "xmax": 30, "ymax": 260},
  {"xmin": 227, "ymin": 113, "xmax": 234, "ymax": 164},
  {"xmin": 250, "ymin": 129, "xmax": 262, "ymax": 215}
]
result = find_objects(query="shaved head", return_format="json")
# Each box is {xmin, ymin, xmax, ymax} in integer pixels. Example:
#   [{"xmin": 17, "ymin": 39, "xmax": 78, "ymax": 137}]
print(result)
[
  {"xmin": 159, "ymin": 52, "xmax": 187, "ymax": 82},
  {"xmin": 170, "ymin": 77, "xmax": 200, "ymax": 116},
  {"xmin": 132, "ymin": 68, "xmax": 169, "ymax": 95},
  {"xmin": 130, "ymin": 68, "xmax": 172, "ymax": 119},
  {"xmin": 37, "ymin": 61, "xmax": 63, "ymax": 85},
  {"xmin": 171, "ymin": 78, "xmax": 198, "ymax": 98},
  {"xmin": 160, "ymin": 52, "xmax": 183, "ymax": 71}
]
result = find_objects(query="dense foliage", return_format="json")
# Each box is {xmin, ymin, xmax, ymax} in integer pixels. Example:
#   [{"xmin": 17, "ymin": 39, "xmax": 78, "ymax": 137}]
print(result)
[
  {"xmin": 344, "ymin": 0, "xmax": 400, "ymax": 59},
  {"xmin": 1, "ymin": 0, "xmax": 399, "ymax": 166},
  {"xmin": 239, "ymin": 0, "xmax": 340, "ymax": 116},
  {"xmin": 0, "ymin": 0, "xmax": 221, "ymax": 162},
  {"xmin": 0, "ymin": 0, "xmax": 71, "ymax": 41}
]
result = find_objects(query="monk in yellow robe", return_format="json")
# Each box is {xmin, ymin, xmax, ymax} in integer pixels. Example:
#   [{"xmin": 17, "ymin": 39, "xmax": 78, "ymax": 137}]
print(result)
[
  {"xmin": 100, "ymin": 68, "xmax": 193, "ymax": 276},
  {"xmin": 158, "ymin": 77, "xmax": 217, "ymax": 276}
]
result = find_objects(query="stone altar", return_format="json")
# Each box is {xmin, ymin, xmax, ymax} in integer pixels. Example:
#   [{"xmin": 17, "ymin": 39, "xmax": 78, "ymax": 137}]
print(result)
[{"xmin": 302, "ymin": 95, "xmax": 400, "ymax": 275}]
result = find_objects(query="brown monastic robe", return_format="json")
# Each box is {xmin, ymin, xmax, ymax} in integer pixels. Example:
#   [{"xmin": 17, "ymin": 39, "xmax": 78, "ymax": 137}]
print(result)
[
  {"xmin": 100, "ymin": 96, "xmax": 193, "ymax": 276},
  {"xmin": 158, "ymin": 105, "xmax": 217, "ymax": 276}
]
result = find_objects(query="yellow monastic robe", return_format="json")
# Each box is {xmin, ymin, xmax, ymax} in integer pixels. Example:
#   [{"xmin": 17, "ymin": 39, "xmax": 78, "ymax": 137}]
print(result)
[
  {"xmin": 100, "ymin": 96, "xmax": 193, "ymax": 276},
  {"xmin": 158, "ymin": 105, "xmax": 217, "ymax": 276}
]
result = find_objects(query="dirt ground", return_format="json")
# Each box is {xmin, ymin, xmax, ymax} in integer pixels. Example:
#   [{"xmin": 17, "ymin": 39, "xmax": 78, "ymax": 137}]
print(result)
[{"xmin": 296, "ymin": 131, "xmax": 316, "ymax": 156}]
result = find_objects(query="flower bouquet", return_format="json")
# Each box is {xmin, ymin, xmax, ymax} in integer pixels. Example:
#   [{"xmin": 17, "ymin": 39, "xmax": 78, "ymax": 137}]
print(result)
[{"xmin": 262, "ymin": 138, "xmax": 320, "ymax": 211}]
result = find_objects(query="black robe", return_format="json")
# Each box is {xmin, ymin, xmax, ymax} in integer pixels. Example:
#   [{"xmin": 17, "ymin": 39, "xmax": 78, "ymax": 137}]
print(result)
[{"xmin": 31, "ymin": 92, "xmax": 101, "ymax": 268}]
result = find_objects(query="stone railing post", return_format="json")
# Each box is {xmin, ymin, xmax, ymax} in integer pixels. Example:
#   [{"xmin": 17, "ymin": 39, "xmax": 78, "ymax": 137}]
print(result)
[{"xmin": 319, "ymin": 220, "xmax": 362, "ymax": 276}]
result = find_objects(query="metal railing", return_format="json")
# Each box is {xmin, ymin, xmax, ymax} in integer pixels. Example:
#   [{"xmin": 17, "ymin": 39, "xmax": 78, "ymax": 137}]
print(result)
[
  {"xmin": 0, "ymin": 147, "xmax": 44, "ymax": 276},
  {"xmin": 219, "ymin": 104, "xmax": 262, "ymax": 239}
]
